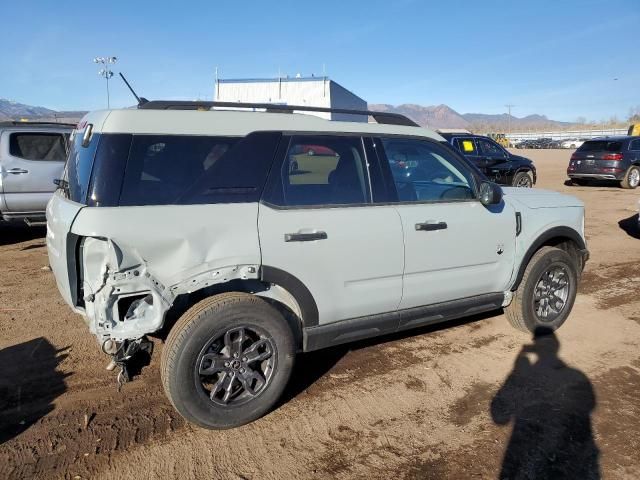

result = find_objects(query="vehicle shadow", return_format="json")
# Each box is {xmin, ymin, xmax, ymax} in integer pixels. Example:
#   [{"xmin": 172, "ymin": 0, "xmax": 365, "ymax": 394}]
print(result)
[
  {"xmin": 0, "ymin": 224, "xmax": 46, "ymax": 246},
  {"xmin": 618, "ymin": 213, "xmax": 640, "ymax": 239},
  {"xmin": 491, "ymin": 327, "xmax": 600, "ymax": 479},
  {"xmin": 0, "ymin": 338, "xmax": 70, "ymax": 444},
  {"xmin": 279, "ymin": 309, "xmax": 500, "ymax": 406}
]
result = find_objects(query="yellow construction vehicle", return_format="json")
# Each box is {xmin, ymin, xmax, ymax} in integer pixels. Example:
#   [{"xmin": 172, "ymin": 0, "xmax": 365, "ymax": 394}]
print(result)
[
  {"xmin": 628, "ymin": 124, "xmax": 640, "ymax": 136},
  {"xmin": 488, "ymin": 133, "xmax": 510, "ymax": 148}
]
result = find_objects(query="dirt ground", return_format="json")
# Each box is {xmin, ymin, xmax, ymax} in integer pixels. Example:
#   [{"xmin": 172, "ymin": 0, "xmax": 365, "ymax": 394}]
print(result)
[{"xmin": 1, "ymin": 149, "xmax": 639, "ymax": 480}]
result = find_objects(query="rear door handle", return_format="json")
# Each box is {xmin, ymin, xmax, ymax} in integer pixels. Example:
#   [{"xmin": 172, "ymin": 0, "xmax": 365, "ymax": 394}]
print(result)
[
  {"xmin": 7, "ymin": 168, "xmax": 29, "ymax": 174},
  {"xmin": 285, "ymin": 231, "xmax": 328, "ymax": 242},
  {"xmin": 415, "ymin": 221, "xmax": 447, "ymax": 231}
]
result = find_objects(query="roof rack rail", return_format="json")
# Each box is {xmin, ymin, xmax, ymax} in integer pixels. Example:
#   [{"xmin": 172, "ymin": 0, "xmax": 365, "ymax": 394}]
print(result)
[
  {"xmin": 138, "ymin": 100, "xmax": 420, "ymax": 127},
  {"xmin": 0, "ymin": 121, "xmax": 76, "ymax": 127}
]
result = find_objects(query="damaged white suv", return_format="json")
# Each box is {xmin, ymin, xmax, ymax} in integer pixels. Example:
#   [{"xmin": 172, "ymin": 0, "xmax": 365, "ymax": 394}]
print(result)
[{"xmin": 47, "ymin": 102, "xmax": 588, "ymax": 429}]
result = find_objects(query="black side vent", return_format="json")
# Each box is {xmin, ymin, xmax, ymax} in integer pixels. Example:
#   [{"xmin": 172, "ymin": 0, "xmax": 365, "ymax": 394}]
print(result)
[{"xmin": 516, "ymin": 212, "xmax": 522, "ymax": 236}]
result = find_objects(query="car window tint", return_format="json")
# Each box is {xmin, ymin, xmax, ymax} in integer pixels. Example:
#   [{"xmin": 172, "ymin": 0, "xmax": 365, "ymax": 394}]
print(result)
[
  {"xmin": 381, "ymin": 138, "xmax": 475, "ymax": 203},
  {"xmin": 628, "ymin": 139, "xmax": 640, "ymax": 151},
  {"xmin": 117, "ymin": 132, "xmax": 280, "ymax": 206},
  {"xmin": 277, "ymin": 135, "xmax": 368, "ymax": 206},
  {"xmin": 9, "ymin": 132, "xmax": 67, "ymax": 161},
  {"xmin": 578, "ymin": 141, "xmax": 622, "ymax": 152},
  {"xmin": 477, "ymin": 139, "xmax": 506, "ymax": 158}
]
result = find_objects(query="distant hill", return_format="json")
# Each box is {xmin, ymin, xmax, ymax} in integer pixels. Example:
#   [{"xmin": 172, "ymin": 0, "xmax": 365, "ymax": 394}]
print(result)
[
  {"xmin": 0, "ymin": 99, "xmax": 85, "ymax": 123},
  {"xmin": 369, "ymin": 103, "xmax": 572, "ymax": 132}
]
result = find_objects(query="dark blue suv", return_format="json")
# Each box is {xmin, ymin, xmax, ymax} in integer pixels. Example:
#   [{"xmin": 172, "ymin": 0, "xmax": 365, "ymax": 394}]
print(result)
[{"xmin": 440, "ymin": 133, "xmax": 536, "ymax": 188}]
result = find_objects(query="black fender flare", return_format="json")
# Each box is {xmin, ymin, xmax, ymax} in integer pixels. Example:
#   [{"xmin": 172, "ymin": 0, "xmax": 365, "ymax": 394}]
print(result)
[
  {"xmin": 260, "ymin": 265, "xmax": 319, "ymax": 327},
  {"xmin": 512, "ymin": 226, "xmax": 586, "ymax": 290}
]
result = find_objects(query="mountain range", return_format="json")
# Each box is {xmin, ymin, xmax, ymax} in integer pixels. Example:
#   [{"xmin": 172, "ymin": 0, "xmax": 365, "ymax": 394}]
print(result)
[
  {"xmin": 369, "ymin": 104, "xmax": 572, "ymax": 131},
  {"xmin": 1, "ymin": 98, "xmax": 572, "ymax": 132},
  {"xmin": 0, "ymin": 99, "xmax": 86, "ymax": 123}
]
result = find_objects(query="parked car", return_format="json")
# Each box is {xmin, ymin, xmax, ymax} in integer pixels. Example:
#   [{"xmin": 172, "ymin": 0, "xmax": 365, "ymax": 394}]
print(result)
[
  {"xmin": 47, "ymin": 102, "xmax": 588, "ymax": 429},
  {"xmin": 0, "ymin": 121, "xmax": 73, "ymax": 224},
  {"xmin": 440, "ymin": 133, "xmax": 536, "ymax": 187},
  {"xmin": 567, "ymin": 136, "xmax": 640, "ymax": 188},
  {"xmin": 561, "ymin": 138, "xmax": 585, "ymax": 149}
]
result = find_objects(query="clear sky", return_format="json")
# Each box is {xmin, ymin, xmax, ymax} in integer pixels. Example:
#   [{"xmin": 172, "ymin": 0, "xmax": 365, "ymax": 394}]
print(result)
[{"xmin": 2, "ymin": 0, "xmax": 638, "ymax": 122}]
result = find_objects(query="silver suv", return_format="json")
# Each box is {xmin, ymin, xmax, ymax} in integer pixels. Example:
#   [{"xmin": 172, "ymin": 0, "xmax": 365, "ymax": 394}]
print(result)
[
  {"xmin": 0, "ymin": 121, "xmax": 72, "ymax": 224},
  {"xmin": 47, "ymin": 102, "xmax": 588, "ymax": 429}
]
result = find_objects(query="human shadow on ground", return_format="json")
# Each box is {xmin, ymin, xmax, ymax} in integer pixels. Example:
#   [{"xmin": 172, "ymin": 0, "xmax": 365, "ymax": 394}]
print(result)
[
  {"xmin": 491, "ymin": 327, "xmax": 600, "ymax": 480},
  {"xmin": 618, "ymin": 213, "xmax": 640, "ymax": 239},
  {"xmin": 0, "ymin": 338, "xmax": 70, "ymax": 444}
]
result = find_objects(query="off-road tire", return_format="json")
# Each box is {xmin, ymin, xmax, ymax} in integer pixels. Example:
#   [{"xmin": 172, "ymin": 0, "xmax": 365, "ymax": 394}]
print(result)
[
  {"xmin": 512, "ymin": 171, "xmax": 533, "ymax": 188},
  {"xmin": 571, "ymin": 178, "xmax": 590, "ymax": 186},
  {"xmin": 620, "ymin": 165, "xmax": 640, "ymax": 189},
  {"xmin": 505, "ymin": 246, "xmax": 578, "ymax": 333},
  {"xmin": 161, "ymin": 292, "xmax": 295, "ymax": 429}
]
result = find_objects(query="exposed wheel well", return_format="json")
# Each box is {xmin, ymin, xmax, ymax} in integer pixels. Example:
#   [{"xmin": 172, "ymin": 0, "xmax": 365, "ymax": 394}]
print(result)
[{"xmin": 159, "ymin": 279, "xmax": 305, "ymax": 351}]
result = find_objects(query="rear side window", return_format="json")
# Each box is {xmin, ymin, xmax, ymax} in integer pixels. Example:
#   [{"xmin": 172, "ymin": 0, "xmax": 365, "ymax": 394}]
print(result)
[
  {"xmin": 265, "ymin": 135, "xmax": 369, "ymax": 207},
  {"xmin": 454, "ymin": 138, "xmax": 477, "ymax": 155},
  {"xmin": 578, "ymin": 141, "xmax": 623, "ymax": 152},
  {"xmin": 629, "ymin": 139, "xmax": 640, "ymax": 151},
  {"xmin": 117, "ymin": 132, "xmax": 280, "ymax": 206},
  {"xmin": 9, "ymin": 132, "xmax": 68, "ymax": 161}
]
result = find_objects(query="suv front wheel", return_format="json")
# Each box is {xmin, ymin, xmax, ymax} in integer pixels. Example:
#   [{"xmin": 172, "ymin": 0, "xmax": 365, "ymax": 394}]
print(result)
[
  {"xmin": 512, "ymin": 171, "xmax": 533, "ymax": 188},
  {"xmin": 505, "ymin": 246, "xmax": 578, "ymax": 333},
  {"xmin": 161, "ymin": 292, "xmax": 295, "ymax": 429}
]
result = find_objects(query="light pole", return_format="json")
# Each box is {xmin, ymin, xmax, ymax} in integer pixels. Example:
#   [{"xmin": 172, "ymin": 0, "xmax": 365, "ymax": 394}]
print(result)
[
  {"xmin": 505, "ymin": 104, "xmax": 515, "ymax": 136},
  {"xmin": 94, "ymin": 56, "xmax": 117, "ymax": 108}
]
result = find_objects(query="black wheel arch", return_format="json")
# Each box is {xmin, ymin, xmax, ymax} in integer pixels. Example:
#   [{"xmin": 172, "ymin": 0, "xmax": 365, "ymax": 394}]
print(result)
[{"xmin": 512, "ymin": 226, "xmax": 587, "ymax": 291}]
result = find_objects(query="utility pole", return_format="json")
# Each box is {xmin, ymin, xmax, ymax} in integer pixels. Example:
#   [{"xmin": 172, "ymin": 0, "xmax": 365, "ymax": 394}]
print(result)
[
  {"xmin": 505, "ymin": 104, "xmax": 515, "ymax": 144},
  {"xmin": 94, "ymin": 56, "xmax": 117, "ymax": 108}
]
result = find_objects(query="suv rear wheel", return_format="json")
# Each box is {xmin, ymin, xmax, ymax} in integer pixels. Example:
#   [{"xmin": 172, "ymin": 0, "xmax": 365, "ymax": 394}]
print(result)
[
  {"xmin": 620, "ymin": 165, "xmax": 640, "ymax": 189},
  {"xmin": 505, "ymin": 246, "xmax": 578, "ymax": 333},
  {"xmin": 512, "ymin": 171, "xmax": 533, "ymax": 188},
  {"xmin": 161, "ymin": 292, "xmax": 295, "ymax": 429}
]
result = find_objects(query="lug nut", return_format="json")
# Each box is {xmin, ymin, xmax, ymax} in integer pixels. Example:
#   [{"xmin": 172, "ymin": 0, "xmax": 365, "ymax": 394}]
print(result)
[
  {"xmin": 233, "ymin": 353, "xmax": 238, "ymax": 358},
  {"xmin": 240, "ymin": 368, "xmax": 245, "ymax": 374},
  {"xmin": 242, "ymin": 357, "xmax": 247, "ymax": 362},
  {"xmin": 224, "ymin": 362, "xmax": 230, "ymax": 367}
]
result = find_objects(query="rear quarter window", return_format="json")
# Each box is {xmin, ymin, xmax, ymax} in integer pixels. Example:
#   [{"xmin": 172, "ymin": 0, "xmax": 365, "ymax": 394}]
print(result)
[{"xmin": 117, "ymin": 132, "xmax": 281, "ymax": 206}]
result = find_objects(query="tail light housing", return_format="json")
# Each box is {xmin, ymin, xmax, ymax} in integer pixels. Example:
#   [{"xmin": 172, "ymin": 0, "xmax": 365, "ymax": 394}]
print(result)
[{"xmin": 602, "ymin": 153, "xmax": 623, "ymax": 160}]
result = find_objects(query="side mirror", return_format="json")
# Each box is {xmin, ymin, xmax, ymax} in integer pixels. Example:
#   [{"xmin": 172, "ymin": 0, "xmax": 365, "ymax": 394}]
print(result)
[{"xmin": 479, "ymin": 181, "xmax": 503, "ymax": 206}]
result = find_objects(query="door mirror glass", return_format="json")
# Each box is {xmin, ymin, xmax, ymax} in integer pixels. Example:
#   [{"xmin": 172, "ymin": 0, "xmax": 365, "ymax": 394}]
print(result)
[{"xmin": 479, "ymin": 181, "xmax": 503, "ymax": 206}]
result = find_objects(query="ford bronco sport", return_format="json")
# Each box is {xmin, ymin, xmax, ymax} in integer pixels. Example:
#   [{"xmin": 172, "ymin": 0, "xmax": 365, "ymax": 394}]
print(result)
[{"xmin": 47, "ymin": 102, "xmax": 588, "ymax": 429}]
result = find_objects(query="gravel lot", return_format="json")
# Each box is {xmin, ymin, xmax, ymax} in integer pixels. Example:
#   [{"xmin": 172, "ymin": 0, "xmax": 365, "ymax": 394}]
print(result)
[{"xmin": 1, "ymin": 149, "xmax": 639, "ymax": 480}]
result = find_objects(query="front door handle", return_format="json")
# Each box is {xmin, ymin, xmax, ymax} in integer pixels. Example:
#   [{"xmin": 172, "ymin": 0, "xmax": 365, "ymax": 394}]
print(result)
[
  {"xmin": 285, "ymin": 231, "xmax": 328, "ymax": 242},
  {"xmin": 415, "ymin": 221, "xmax": 447, "ymax": 231},
  {"xmin": 7, "ymin": 168, "xmax": 29, "ymax": 174}
]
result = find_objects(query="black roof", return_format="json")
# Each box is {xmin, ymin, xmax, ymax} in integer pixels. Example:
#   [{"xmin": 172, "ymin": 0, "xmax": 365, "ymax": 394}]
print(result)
[{"xmin": 139, "ymin": 100, "xmax": 420, "ymax": 127}]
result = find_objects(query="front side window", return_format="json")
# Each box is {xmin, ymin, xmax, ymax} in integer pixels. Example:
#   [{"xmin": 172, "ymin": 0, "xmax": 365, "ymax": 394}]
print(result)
[
  {"xmin": 9, "ymin": 132, "xmax": 68, "ymax": 161},
  {"xmin": 269, "ymin": 135, "xmax": 369, "ymax": 207},
  {"xmin": 381, "ymin": 138, "xmax": 475, "ymax": 202},
  {"xmin": 477, "ymin": 138, "xmax": 507, "ymax": 158}
]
